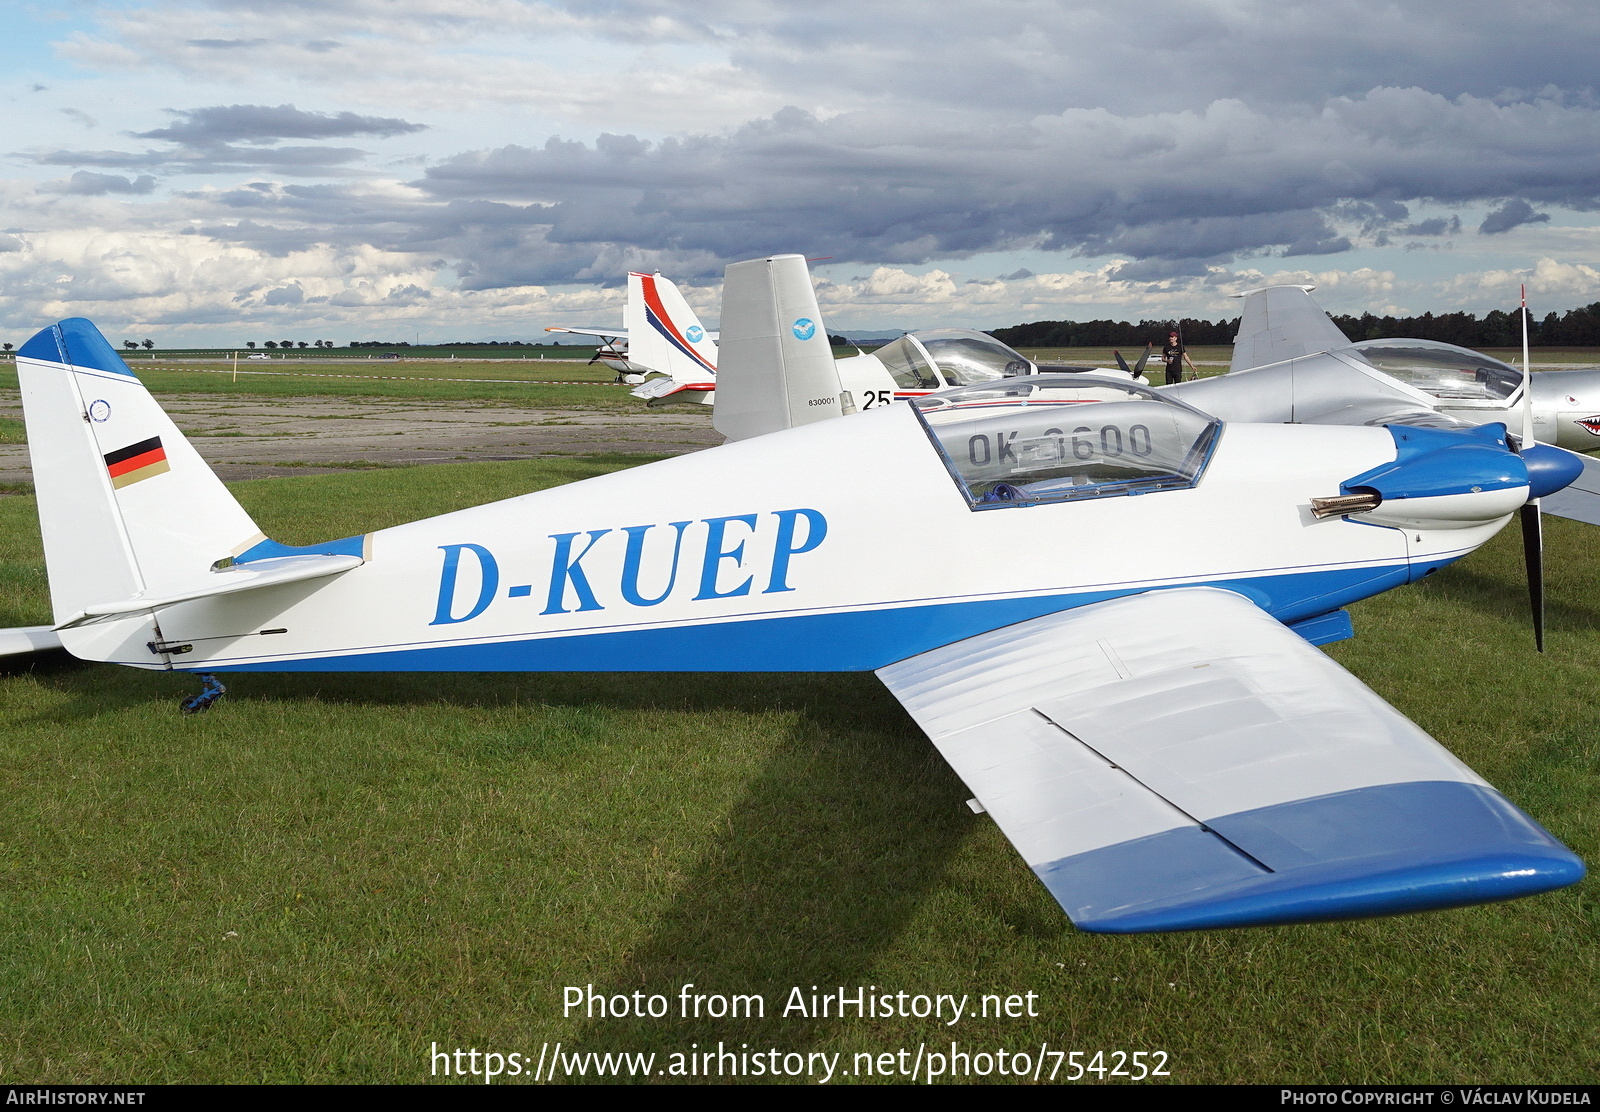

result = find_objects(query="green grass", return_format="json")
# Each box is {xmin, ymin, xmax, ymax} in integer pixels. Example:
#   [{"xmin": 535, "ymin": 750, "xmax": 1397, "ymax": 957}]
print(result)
[
  {"xmin": 0, "ymin": 364, "xmax": 645, "ymax": 409},
  {"xmin": 0, "ymin": 458, "xmax": 1595, "ymax": 1084}
]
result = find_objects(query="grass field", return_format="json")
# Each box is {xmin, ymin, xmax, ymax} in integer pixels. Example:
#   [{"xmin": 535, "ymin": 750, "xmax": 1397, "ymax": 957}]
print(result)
[{"xmin": 0, "ymin": 455, "xmax": 1594, "ymax": 1085}]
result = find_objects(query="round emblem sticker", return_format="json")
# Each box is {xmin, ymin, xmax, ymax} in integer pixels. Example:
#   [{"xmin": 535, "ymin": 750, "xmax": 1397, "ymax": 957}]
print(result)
[
  {"xmin": 88, "ymin": 399, "xmax": 111, "ymax": 423},
  {"xmin": 792, "ymin": 317, "xmax": 816, "ymax": 341},
  {"xmin": 686, "ymin": 325, "xmax": 704, "ymax": 343}
]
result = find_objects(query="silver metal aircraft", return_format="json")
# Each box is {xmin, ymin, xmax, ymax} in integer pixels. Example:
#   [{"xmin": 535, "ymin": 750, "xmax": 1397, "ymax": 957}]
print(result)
[{"xmin": 1174, "ymin": 285, "xmax": 1600, "ymax": 527}]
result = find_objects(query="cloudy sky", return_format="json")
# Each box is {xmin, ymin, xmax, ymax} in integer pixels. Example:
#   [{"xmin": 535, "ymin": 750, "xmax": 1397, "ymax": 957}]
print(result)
[{"xmin": 5, "ymin": 0, "xmax": 1600, "ymax": 344}]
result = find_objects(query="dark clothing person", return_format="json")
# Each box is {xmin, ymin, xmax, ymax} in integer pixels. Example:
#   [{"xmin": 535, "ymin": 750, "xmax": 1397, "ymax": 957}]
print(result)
[{"xmin": 1162, "ymin": 338, "xmax": 1185, "ymax": 385}]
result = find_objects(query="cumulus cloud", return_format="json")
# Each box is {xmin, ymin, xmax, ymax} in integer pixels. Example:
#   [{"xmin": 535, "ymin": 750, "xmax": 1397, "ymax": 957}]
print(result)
[
  {"xmin": 34, "ymin": 104, "xmax": 425, "ymax": 178},
  {"xmin": 64, "ymin": 1, "xmax": 1600, "ymax": 122},
  {"xmin": 48, "ymin": 171, "xmax": 159, "ymax": 196},
  {"xmin": 1479, "ymin": 199, "xmax": 1551, "ymax": 235},
  {"xmin": 13, "ymin": 0, "xmax": 1600, "ymax": 338},
  {"xmin": 398, "ymin": 91, "xmax": 1600, "ymax": 283},
  {"xmin": 135, "ymin": 104, "xmax": 426, "ymax": 145}
]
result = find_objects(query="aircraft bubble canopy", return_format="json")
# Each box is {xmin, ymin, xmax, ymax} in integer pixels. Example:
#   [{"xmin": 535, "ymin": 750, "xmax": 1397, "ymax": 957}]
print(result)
[
  {"xmin": 875, "ymin": 329, "xmax": 1035, "ymax": 389},
  {"xmin": 1333, "ymin": 339, "xmax": 1522, "ymax": 405},
  {"xmin": 913, "ymin": 375, "xmax": 1220, "ymax": 509}
]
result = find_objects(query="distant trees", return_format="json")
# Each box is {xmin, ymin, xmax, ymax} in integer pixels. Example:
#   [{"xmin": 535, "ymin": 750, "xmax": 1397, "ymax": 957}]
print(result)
[
  {"xmin": 1, "ymin": 343, "xmax": 11, "ymax": 353},
  {"xmin": 991, "ymin": 317, "xmax": 1238, "ymax": 348},
  {"xmin": 141, "ymin": 339, "xmax": 154, "ymax": 350},
  {"xmin": 1327, "ymin": 304, "xmax": 1600, "ymax": 347},
  {"xmin": 990, "ymin": 303, "xmax": 1600, "ymax": 349},
  {"xmin": 122, "ymin": 340, "xmax": 138, "ymax": 350},
  {"xmin": 245, "ymin": 341, "xmax": 256, "ymax": 349}
]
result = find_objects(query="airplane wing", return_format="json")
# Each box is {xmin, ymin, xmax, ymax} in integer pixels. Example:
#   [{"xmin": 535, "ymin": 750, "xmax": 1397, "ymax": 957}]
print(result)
[
  {"xmin": 876, "ymin": 587, "xmax": 1581, "ymax": 933},
  {"xmin": 1230, "ymin": 285, "xmax": 1353, "ymax": 372},
  {"xmin": 1540, "ymin": 452, "xmax": 1600, "ymax": 525},
  {"xmin": 544, "ymin": 327, "xmax": 628, "ymax": 341}
]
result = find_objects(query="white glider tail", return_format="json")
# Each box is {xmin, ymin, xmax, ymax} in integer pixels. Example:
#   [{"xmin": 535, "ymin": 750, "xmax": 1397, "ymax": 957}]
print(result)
[{"xmin": 16, "ymin": 320, "xmax": 363, "ymax": 647}]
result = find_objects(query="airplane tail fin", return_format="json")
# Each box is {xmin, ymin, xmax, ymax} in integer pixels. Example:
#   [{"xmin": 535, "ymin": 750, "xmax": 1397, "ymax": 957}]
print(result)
[
  {"xmin": 712, "ymin": 254, "xmax": 845, "ymax": 442},
  {"xmin": 1229, "ymin": 285, "xmax": 1352, "ymax": 373},
  {"xmin": 16, "ymin": 319, "xmax": 362, "ymax": 653},
  {"xmin": 623, "ymin": 271, "xmax": 719, "ymax": 389}
]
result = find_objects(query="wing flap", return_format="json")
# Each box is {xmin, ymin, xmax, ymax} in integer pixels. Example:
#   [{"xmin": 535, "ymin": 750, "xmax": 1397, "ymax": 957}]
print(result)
[{"xmin": 878, "ymin": 587, "xmax": 1583, "ymax": 932}]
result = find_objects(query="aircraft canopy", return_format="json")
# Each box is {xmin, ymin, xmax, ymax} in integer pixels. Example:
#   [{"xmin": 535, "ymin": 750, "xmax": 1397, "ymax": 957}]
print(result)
[
  {"xmin": 875, "ymin": 329, "xmax": 1035, "ymax": 389},
  {"xmin": 1334, "ymin": 339, "xmax": 1522, "ymax": 404},
  {"xmin": 913, "ymin": 375, "xmax": 1219, "ymax": 509}
]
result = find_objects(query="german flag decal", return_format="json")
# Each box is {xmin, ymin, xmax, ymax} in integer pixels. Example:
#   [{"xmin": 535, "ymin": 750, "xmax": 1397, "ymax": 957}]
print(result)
[{"xmin": 104, "ymin": 436, "xmax": 170, "ymax": 489}]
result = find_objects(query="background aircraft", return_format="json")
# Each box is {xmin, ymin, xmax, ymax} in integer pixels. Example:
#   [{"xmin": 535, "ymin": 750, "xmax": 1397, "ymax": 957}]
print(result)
[
  {"xmin": 555, "ymin": 259, "xmax": 1146, "ymax": 411},
  {"xmin": 1193, "ymin": 284, "xmax": 1600, "ymax": 451},
  {"xmin": 3, "ymin": 306, "xmax": 1586, "ymax": 933},
  {"xmin": 1161, "ymin": 285, "xmax": 1600, "ymax": 649},
  {"xmin": 545, "ymin": 270, "xmax": 720, "ymax": 392}
]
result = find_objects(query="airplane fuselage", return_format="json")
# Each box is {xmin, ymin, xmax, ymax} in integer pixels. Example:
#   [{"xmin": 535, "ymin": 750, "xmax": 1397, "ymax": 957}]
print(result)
[{"xmin": 65, "ymin": 400, "xmax": 1521, "ymax": 673}]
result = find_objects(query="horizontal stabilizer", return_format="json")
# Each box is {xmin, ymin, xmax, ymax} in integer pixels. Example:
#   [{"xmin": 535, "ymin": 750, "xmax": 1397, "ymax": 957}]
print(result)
[
  {"xmin": 630, "ymin": 375, "xmax": 715, "ymax": 404},
  {"xmin": 1540, "ymin": 452, "xmax": 1600, "ymax": 525},
  {"xmin": 878, "ymin": 587, "xmax": 1582, "ymax": 932},
  {"xmin": 0, "ymin": 626, "xmax": 64, "ymax": 656},
  {"xmin": 56, "ymin": 553, "xmax": 363, "ymax": 629}
]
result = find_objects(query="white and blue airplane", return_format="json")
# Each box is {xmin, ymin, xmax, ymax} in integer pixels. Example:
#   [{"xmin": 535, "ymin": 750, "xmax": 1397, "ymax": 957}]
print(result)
[{"xmin": 3, "ymin": 255, "xmax": 1590, "ymax": 933}]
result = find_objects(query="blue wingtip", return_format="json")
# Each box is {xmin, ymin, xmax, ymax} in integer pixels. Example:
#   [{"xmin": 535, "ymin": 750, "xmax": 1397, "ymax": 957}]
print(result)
[
  {"xmin": 16, "ymin": 319, "xmax": 137, "ymax": 377},
  {"xmin": 1035, "ymin": 781, "xmax": 1586, "ymax": 933}
]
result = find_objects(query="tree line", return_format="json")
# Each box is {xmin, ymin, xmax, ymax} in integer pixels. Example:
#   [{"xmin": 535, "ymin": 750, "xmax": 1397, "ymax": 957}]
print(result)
[
  {"xmin": 991, "ymin": 302, "xmax": 1600, "ymax": 348},
  {"xmin": 1329, "ymin": 304, "xmax": 1600, "ymax": 347},
  {"xmin": 990, "ymin": 318, "xmax": 1238, "ymax": 347}
]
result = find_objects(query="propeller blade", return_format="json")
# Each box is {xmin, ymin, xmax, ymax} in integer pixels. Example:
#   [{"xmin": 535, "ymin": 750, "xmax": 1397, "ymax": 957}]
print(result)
[
  {"xmin": 1520, "ymin": 500, "xmax": 1545, "ymax": 652},
  {"xmin": 1114, "ymin": 350, "xmax": 1132, "ymax": 374},
  {"xmin": 1134, "ymin": 342, "xmax": 1153, "ymax": 375}
]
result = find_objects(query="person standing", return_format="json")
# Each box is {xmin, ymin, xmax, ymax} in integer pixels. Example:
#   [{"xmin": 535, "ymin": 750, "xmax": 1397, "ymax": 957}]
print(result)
[{"xmin": 1161, "ymin": 329, "xmax": 1197, "ymax": 385}]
